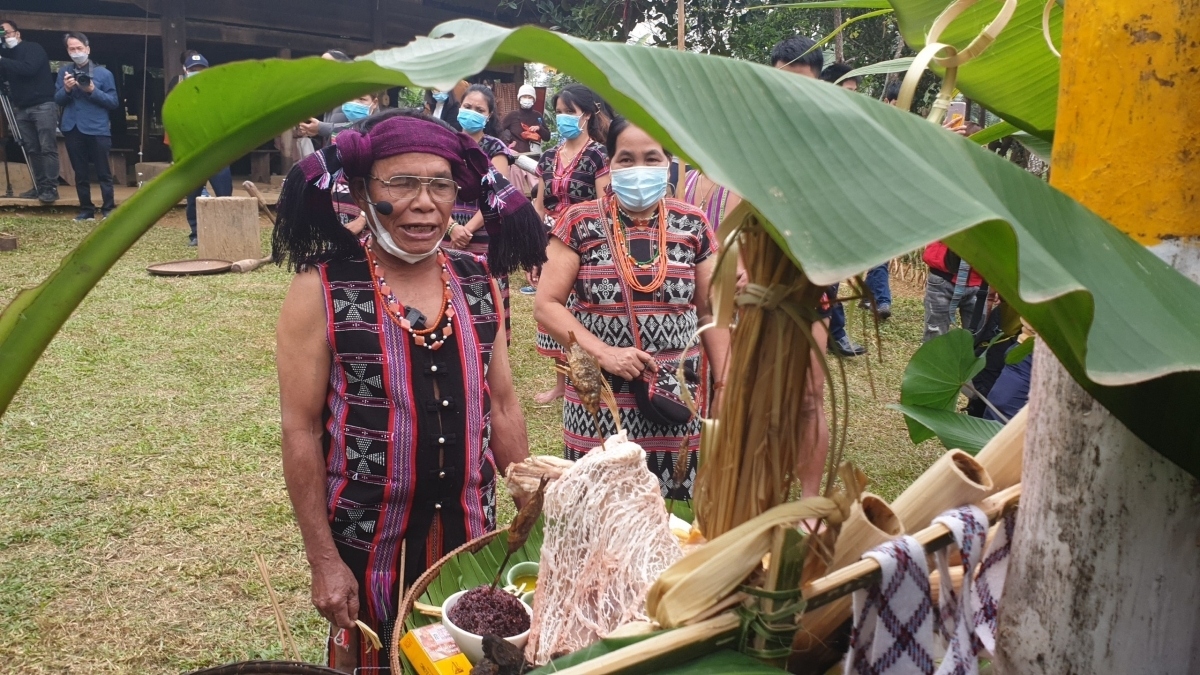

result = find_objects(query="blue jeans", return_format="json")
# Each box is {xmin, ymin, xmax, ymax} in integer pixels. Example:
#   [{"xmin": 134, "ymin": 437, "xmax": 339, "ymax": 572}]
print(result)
[
  {"xmin": 186, "ymin": 166, "xmax": 234, "ymax": 237},
  {"xmin": 922, "ymin": 273, "xmax": 980, "ymax": 342},
  {"xmin": 826, "ymin": 283, "xmax": 848, "ymax": 342},
  {"xmin": 64, "ymin": 129, "xmax": 114, "ymax": 216},
  {"xmin": 865, "ymin": 263, "xmax": 891, "ymax": 306},
  {"xmin": 14, "ymin": 101, "xmax": 60, "ymax": 194}
]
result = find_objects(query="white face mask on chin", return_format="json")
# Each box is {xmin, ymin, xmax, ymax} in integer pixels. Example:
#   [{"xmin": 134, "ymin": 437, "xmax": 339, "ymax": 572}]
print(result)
[{"xmin": 365, "ymin": 202, "xmax": 442, "ymax": 264}]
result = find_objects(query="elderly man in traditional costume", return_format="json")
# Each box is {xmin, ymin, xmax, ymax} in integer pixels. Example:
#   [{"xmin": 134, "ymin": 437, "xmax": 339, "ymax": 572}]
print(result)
[{"xmin": 274, "ymin": 109, "xmax": 544, "ymax": 672}]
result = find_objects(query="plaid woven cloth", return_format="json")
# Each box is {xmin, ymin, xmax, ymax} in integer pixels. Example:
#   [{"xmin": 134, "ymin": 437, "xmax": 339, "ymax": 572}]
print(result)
[
  {"xmin": 932, "ymin": 505, "xmax": 989, "ymax": 675},
  {"xmin": 970, "ymin": 508, "xmax": 1017, "ymax": 655},
  {"xmin": 846, "ymin": 536, "xmax": 937, "ymax": 675}
]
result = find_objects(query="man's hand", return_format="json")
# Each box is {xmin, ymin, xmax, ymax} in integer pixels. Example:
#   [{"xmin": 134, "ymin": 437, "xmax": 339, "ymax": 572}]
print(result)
[
  {"xmin": 449, "ymin": 224, "xmax": 473, "ymax": 248},
  {"xmin": 63, "ymin": 73, "xmax": 77, "ymax": 92},
  {"xmin": 83, "ymin": 81, "xmax": 95, "ymax": 94},
  {"xmin": 311, "ymin": 558, "xmax": 360, "ymax": 630},
  {"xmin": 298, "ymin": 118, "xmax": 321, "ymax": 137}
]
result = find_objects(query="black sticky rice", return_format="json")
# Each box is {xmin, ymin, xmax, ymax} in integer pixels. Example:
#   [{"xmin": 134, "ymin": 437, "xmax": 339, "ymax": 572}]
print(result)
[{"xmin": 447, "ymin": 586, "xmax": 531, "ymax": 638}]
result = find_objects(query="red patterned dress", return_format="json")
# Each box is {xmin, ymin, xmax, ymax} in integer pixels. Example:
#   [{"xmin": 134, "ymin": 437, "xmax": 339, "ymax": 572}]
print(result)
[
  {"xmin": 535, "ymin": 140, "xmax": 609, "ymax": 359},
  {"xmin": 317, "ymin": 249, "xmax": 502, "ymax": 669},
  {"xmin": 550, "ymin": 196, "xmax": 716, "ymax": 499}
]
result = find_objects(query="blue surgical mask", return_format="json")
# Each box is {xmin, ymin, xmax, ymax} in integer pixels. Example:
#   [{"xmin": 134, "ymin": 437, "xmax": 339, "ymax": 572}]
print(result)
[
  {"xmin": 556, "ymin": 113, "xmax": 583, "ymax": 140},
  {"xmin": 342, "ymin": 101, "xmax": 371, "ymax": 121},
  {"xmin": 457, "ymin": 108, "xmax": 488, "ymax": 134},
  {"xmin": 610, "ymin": 166, "xmax": 669, "ymax": 212},
  {"xmin": 432, "ymin": 91, "xmax": 450, "ymax": 103},
  {"xmin": 69, "ymin": 52, "xmax": 88, "ymax": 65}
]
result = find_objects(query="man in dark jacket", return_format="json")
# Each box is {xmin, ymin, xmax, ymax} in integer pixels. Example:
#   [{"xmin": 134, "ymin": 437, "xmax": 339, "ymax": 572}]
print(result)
[
  {"xmin": 56, "ymin": 32, "xmax": 119, "ymax": 220},
  {"xmin": 0, "ymin": 20, "xmax": 59, "ymax": 203}
]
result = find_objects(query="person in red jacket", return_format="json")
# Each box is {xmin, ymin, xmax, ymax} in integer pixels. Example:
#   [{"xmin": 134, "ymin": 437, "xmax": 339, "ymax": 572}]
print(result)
[{"xmin": 922, "ymin": 240, "xmax": 984, "ymax": 342}]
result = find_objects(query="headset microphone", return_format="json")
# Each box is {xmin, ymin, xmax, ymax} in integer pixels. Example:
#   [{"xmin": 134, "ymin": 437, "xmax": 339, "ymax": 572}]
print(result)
[{"xmin": 372, "ymin": 200, "xmax": 394, "ymax": 215}]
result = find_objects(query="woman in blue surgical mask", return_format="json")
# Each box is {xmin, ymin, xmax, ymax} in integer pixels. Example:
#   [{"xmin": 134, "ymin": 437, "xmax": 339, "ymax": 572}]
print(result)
[
  {"xmin": 530, "ymin": 84, "xmax": 614, "ymax": 403},
  {"xmin": 533, "ymin": 117, "xmax": 730, "ymax": 499},
  {"xmin": 446, "ymin": 84, "xmax": 518, "ymax": 332}
]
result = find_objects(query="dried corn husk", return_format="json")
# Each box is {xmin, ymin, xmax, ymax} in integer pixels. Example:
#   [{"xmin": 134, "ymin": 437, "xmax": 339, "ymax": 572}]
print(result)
[
  {"xmin": 647, "ymin": 496, "xmax": 840, "ymax": 628},
  {"xmin": 694, "ymin": 210, "xmax": 837, "ymax": 539},
  {"xmin": 505, "ymin": 455, "xmax": 574, "ymax": 503}
]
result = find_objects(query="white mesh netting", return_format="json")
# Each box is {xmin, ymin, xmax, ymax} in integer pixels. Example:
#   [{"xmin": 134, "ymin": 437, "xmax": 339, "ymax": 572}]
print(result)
[{"xmin": 524, "ymin": 433, "xmax": 684, "ymax": 665}]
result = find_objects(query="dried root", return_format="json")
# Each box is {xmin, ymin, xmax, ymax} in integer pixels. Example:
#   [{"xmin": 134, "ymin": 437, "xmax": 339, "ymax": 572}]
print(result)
[{"xmin": 556, "ymin": 331, "xmax": 621, "ymax": 436}]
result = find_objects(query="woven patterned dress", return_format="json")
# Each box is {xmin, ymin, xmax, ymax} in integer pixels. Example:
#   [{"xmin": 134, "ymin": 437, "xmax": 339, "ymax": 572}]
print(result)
[
  {"xmin": 318, "ymin": 249, "xmax": 502, "ymax": 669},
  {"xmin": 536, "ymin": 140, "xmax": 609, "ymax": 359},
  {"xmin": 551, "ymin": 197, "xmax": 716, "ymax": 499}
]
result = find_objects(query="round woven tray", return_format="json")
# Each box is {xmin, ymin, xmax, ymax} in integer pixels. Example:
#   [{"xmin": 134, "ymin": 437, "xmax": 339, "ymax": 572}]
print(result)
[
  {"xmin": 147, "ymin": 259, "xmax": 232, "ymax": 276},
  {"xmin": 389, "ymin": 527, "xmax": 508, "ymax": 673}
]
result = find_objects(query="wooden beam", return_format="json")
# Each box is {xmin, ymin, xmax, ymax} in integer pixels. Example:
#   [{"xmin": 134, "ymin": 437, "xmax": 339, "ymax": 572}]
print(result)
[
  {"xmin": 160, "ymin": 0, "xmax": 187, "ymax": 86},
  {"xmin": 186, "ymin": 20, "xmax": 383, "ymax": 54},
  {"xmin": 372, "ymin": 0, "xmax": 385, "ymax": 49},
  {"xmin": 1, "ymin": 10, "xmax": 157, "ymax": 37}
]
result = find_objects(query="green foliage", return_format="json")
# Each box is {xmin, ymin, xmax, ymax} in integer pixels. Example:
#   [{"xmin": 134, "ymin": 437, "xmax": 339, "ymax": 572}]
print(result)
[
  {"xmin": 1005, "ymin": 336, "xmax": 1035, "ymax": 365},
  {"xmin": 894, "ymin": 329, "xmax": 985, "ymax": 444},
  {"xmin": 889, "ymin": 404, "xmax": 1003, "ymax": 453},
  {"xmin": 3, "ymin": 18, "xmax": 1199, "ymax": 477},
  {"xmin": 891, "ymin": 0, "xmax": 1061, "ymax": 138}
]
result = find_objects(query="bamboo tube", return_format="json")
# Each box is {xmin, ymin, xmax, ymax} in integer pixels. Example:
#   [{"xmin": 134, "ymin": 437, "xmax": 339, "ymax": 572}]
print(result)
[
  {"xmin": 802, "ymin": 485, "xmax": 1021, "ymax": 605},
  {"xmin": 890, "ymin": 450, "xmax": 994, "ymax": 533},
  {"xmin": 829, "ymin": 493, "xmax": 905, "ymax": 571},
  {"xmin": 975, "ymin": 406, "xmax": 1026, "ymax": 494},
  {"xmin": 789, "ymin": 494, "xmax": 903, "ymax": 673},
  {"xmin": 788, "ymin": 485, "xmax": 1021, "ymax": 674}
]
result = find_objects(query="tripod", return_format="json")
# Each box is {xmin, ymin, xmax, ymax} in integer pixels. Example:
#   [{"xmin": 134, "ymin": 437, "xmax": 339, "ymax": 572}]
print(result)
[{"xmin": 0, "ymin": 88, "xmax": 37, "ymax": 197}]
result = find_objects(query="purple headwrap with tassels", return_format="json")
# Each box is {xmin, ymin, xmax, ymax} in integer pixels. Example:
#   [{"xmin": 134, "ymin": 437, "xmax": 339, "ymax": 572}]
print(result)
[{"xmin": 293, "ymin": 114, "xmax": 547, "ymax": 275}]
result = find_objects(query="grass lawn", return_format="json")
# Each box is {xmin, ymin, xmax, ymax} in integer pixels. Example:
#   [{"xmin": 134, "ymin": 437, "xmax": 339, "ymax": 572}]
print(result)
[{"xmin": 0, "ymin": 211, "xmax": 940, "ymax": 673}]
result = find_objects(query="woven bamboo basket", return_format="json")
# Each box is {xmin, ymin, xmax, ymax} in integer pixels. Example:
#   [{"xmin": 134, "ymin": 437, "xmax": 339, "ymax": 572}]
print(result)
[{"xmin": 389, "ymin": 527, "xmax": 509, "ymax": 673}]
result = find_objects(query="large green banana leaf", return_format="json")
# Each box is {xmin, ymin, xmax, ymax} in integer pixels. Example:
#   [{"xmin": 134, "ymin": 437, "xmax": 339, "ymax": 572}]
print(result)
[
  {"xmin": 890, "ymin": 0, "xmax": 1061, "ymax": 138},
  {"xmin": 1, "ymin": 20, "xmax": 1198, "ymax": 479}
]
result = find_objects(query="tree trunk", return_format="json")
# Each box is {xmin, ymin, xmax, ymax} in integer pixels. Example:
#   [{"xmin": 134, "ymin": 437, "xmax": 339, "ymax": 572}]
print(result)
[
  {"xmin": 993, "ymin": 341, "xmax": 1200, "ymax": 673},
  {"xmin": 833, "ymin": 9, "xmax": 844, "ymax": 63}
]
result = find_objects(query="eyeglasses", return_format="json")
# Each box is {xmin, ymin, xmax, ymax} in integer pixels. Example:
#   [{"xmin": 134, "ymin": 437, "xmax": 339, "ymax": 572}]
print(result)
[{"xmin": 370, "ymin": 175, "xmax": 458, "ymax": 203}]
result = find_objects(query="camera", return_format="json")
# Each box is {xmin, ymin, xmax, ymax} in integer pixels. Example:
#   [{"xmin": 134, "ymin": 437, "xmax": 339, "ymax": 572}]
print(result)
[{"xmin": 72, "ymin": 70, "xmax": 91, "ymax": 87}]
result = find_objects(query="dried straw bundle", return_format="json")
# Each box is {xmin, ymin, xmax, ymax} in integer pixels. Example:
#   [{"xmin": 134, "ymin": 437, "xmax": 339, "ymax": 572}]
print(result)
[{"xmin": 694, "ymin": 215, "xmax": 835, "ymax": 539}]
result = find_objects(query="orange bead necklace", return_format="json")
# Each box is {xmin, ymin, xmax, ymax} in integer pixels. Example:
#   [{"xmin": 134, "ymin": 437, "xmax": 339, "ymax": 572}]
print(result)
[
  {"xmin": 366, "ymin": 246, "xmax": 455, "ymax": 350},
  {"xmin": 608, "ymin": 195, "xmax": 669, "ymax": 294}
]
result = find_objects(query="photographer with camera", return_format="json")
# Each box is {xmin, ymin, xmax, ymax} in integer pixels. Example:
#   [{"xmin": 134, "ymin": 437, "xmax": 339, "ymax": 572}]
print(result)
[
  {"xmin": 55, "ymin": 32, "xmax": 118, "ymax": 221},
  {"xmin": 0, "ymin": 19, "xmax": 60, "ymax": 203}
]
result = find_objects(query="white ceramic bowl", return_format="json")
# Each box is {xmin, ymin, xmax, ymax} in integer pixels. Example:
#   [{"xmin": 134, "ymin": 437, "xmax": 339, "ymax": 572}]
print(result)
[{"xmin": 440, "ymin": 588, "xmax": 533, "ymax": 664}]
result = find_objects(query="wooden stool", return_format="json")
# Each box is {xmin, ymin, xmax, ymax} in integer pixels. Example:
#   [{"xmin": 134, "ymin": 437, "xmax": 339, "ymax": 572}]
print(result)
[{"xmin": 197, "ymin": 196, "xmax": 261, "ymax": 262}]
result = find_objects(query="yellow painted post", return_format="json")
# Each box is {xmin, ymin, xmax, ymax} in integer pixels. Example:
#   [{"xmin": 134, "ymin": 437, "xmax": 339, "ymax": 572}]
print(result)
[{"xmin": 1051, "ymin": 1, "xmax": 1199, "ymax": 259}]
